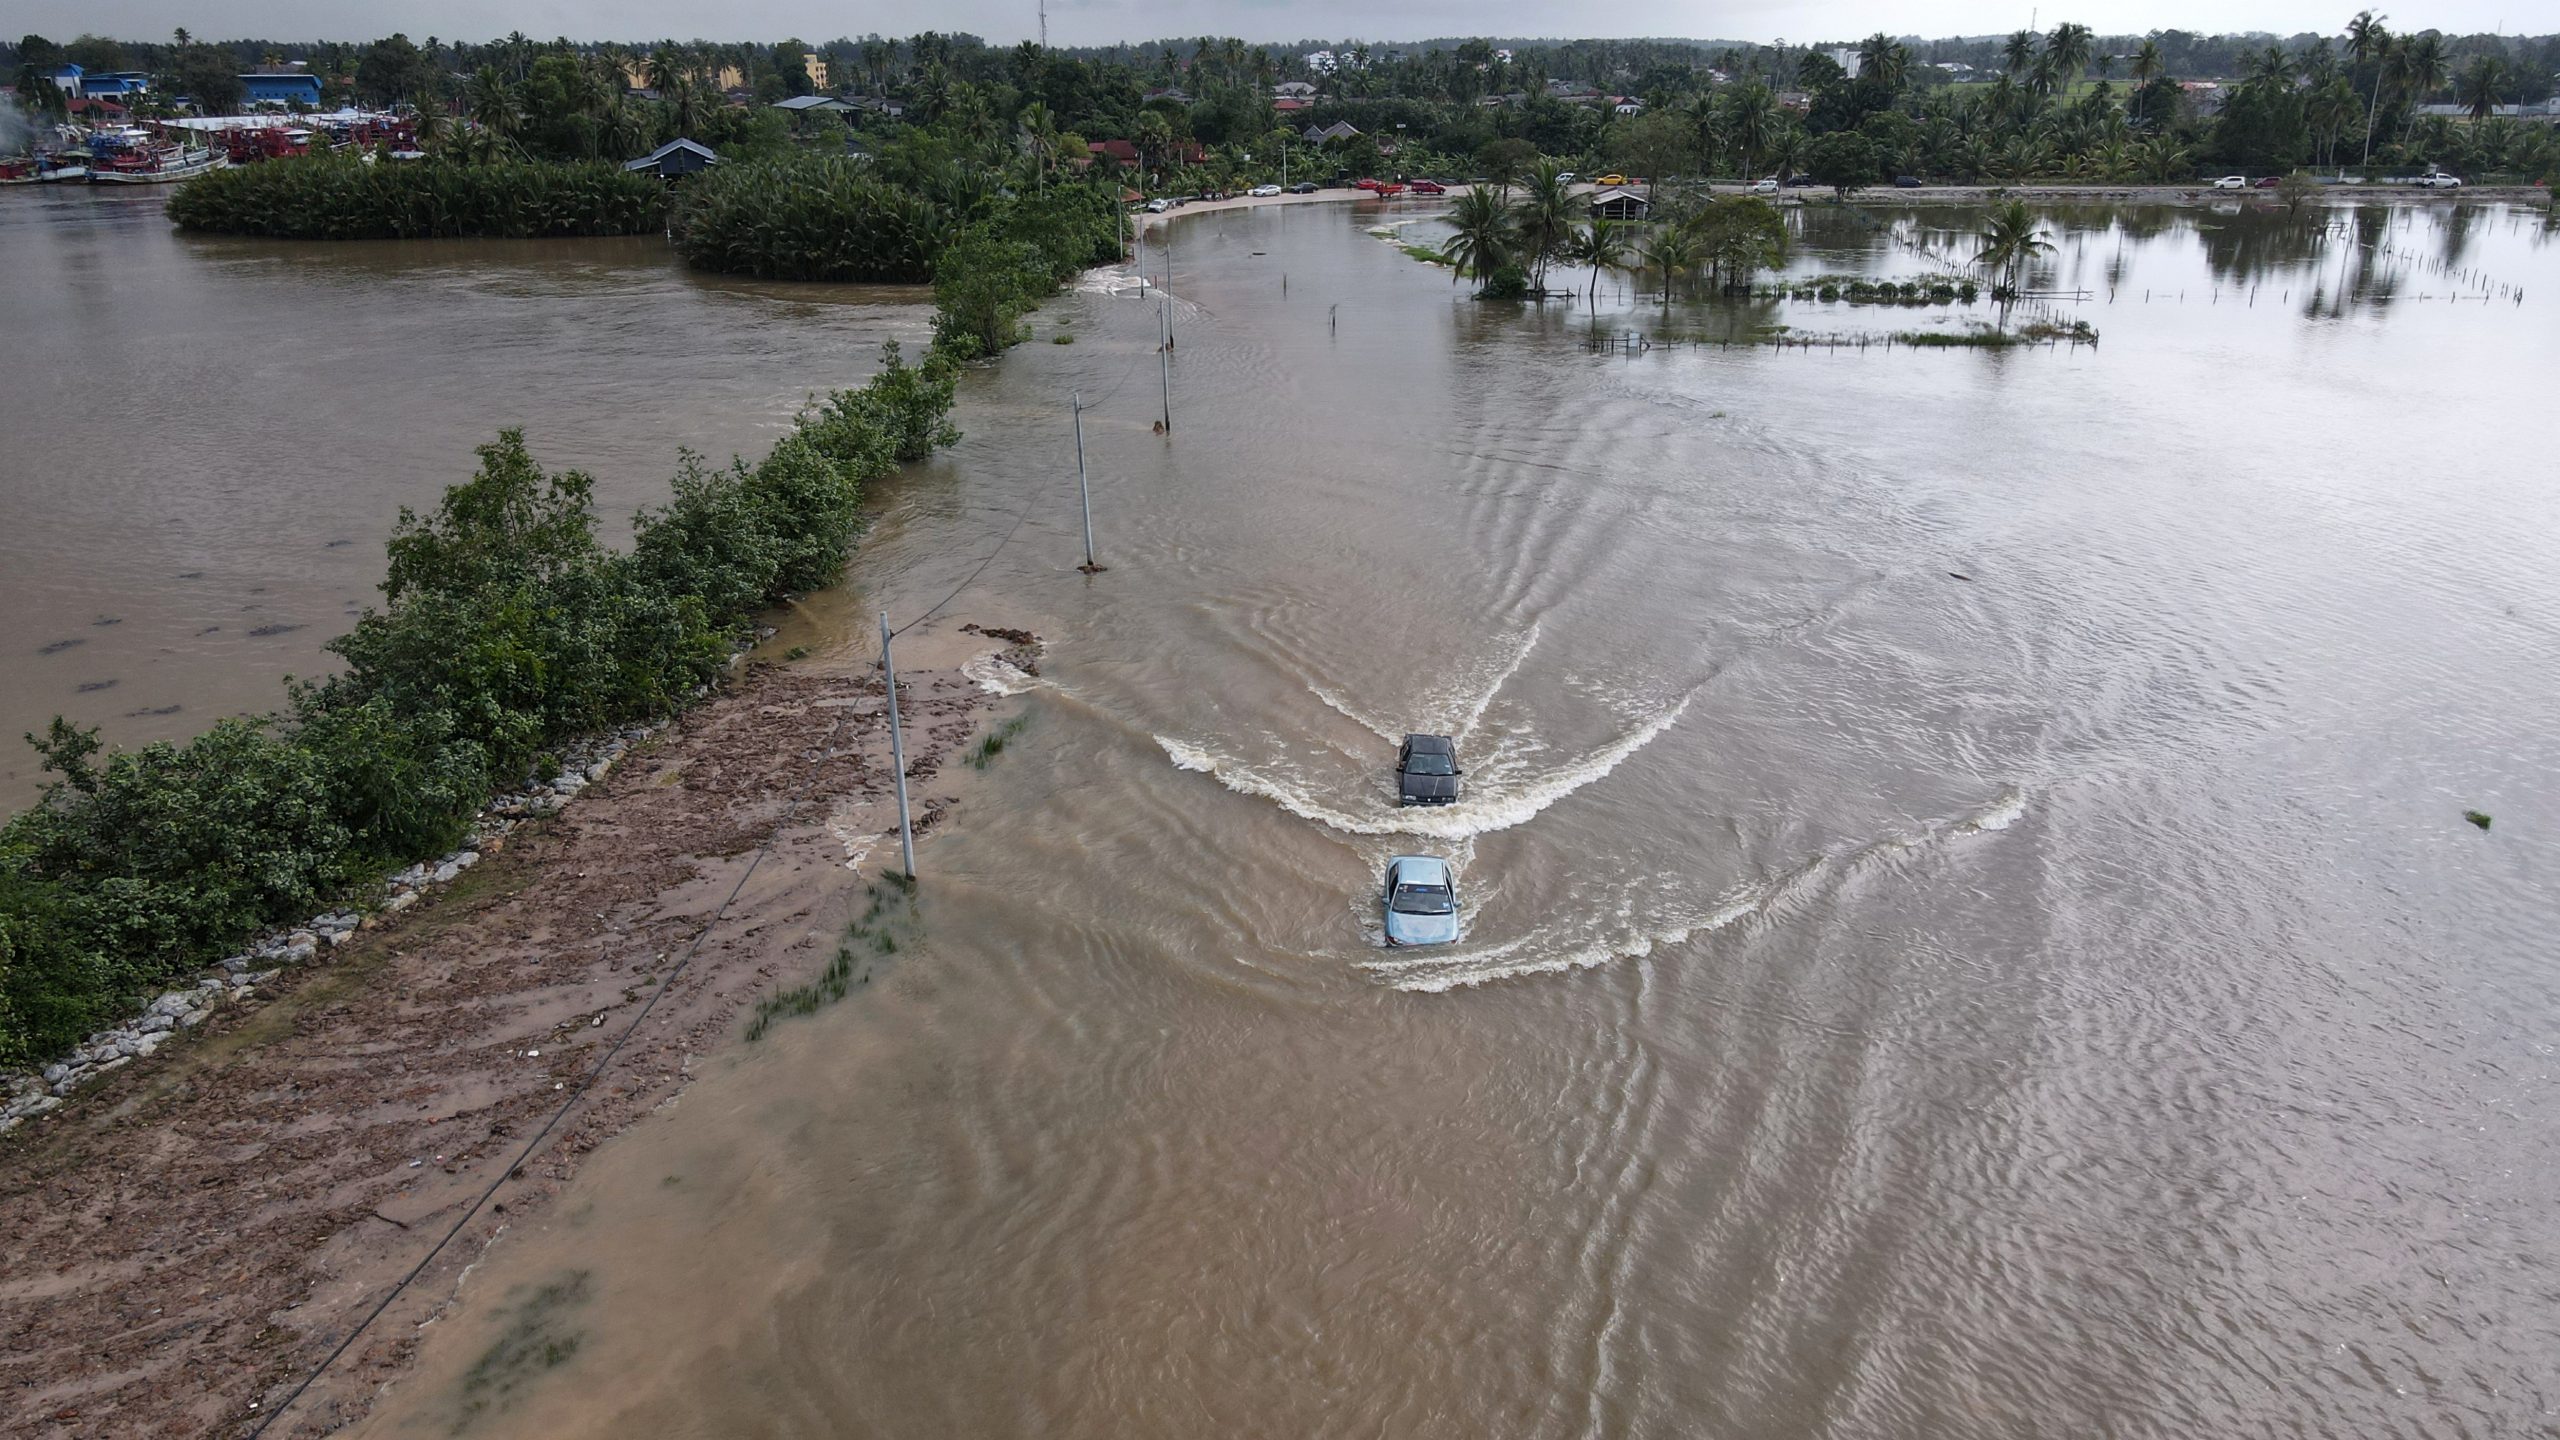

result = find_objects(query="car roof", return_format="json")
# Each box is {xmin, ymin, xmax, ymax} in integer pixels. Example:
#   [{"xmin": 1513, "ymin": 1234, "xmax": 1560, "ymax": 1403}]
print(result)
[
  {"xmin": 1388, "ymin": 855, "xmax": 1452, "ymax": 884},
  {"xmin": 1402, "ymin": 733, "xmax": 1455, "ymax": 753}
]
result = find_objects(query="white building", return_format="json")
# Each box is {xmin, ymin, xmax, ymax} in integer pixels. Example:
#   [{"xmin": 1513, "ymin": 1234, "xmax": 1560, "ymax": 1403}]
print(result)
[{"xmin": 1304, "ymin": 49, "xmax": 1338, "ymax": 74}]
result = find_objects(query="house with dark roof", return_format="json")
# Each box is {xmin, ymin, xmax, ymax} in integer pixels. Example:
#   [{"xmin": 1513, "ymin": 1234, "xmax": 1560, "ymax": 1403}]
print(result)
[
  {"xmin": 1304, "ymin": 120, "xmax": 1362, "ymax": 143},
  {"xmin": 623, "ymin": 138, "xmax": 719, "ymax": 177}
]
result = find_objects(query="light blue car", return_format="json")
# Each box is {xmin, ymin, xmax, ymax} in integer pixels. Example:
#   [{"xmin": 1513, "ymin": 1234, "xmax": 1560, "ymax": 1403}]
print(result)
[{"xmin": 1382, "ymin": 855, "xmax": 1462, "ymax": 947}]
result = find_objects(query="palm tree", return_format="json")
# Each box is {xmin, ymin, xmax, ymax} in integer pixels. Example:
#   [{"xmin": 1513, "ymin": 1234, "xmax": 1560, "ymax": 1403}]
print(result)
[
  {"xmin": 2397, "ymin": 33, "xmax": 2447, "ymax": 146},
  {"xmin": 2137, "ymin": 134, "xmax": 2188, "ymax": 182},
  {"xmin": 465, "ymin": 66, "xmax": 521, "ymax": 149},
  {"xmin": 2130, "ymin": 39, "xmax": 2166, "ymax": 89},
  {"xmin": 1638, "ymin": 227, "xmax": 1700, "ymax": 309},
  {"xmin": 1765, "ymin": 126, "xmax": 1807, "ymax": 185},
  {"xmin": 2455, "ymin": 55, "xmax": 2504, "ymax": 121},
  {"xmin": 1721, "ymin": 82, "xmax": 1780, "ymax": 185},
  {"xmin": 1513, "ymin": 160, "xmax": 1579, "ymax": 295},
  {"xmin": 2047, "ymin": 22, "xmax": 2094, "ymax": 90},
  {"xmin": 1440, "ymin": 185, "xmax": 1515, "ymax": 289},
  {"xmin": 2346, "ymin": 10, "xmax": 2391, "ymax": 169},
  {"xmin": 1856, "ymin": 33, "xmax": 1909, "ymax": 93},
  {"xmin": 1975, "ymin": 199, "xmax": 2054, "ymax": 297},
  {"xmin": 1571, "ymin": 219, "xmax": 1634, "ymax": 307},
  {"xmin": 2003, "ymin": 29, "xmax": 2039, "ymax": 75}
]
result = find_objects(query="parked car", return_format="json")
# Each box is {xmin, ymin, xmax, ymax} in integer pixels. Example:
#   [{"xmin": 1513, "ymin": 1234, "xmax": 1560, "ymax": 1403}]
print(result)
[
  {"xmin": 1751, "ymin": 177, "xmax": 1780, "ymax": 194},
  {"xmin": 2252, "ymin": 175, "xmax": 2282, "ymax": 189},
  {"xmin": 1593, "ymin": 172, "xmax": 1630, "ymax": 186},
  {"xmin": 1557, "ymin": 171, "xmax": 1579, "ymax": 183},
  {"xmin": 1786, "ymin": 173, "xmax": 1815, "ymax": 187},
  {"xmin": 1893, "ymin": 174, "xmax": 1924, "ymax": 188},
  {"xmin": 1248, "ymin": 183, "xmax": 1283, "ymax": 197},
  {"xmin": 1354, "ymin": 177, "xmax": 1383, "ymax": 191},
  {"xmin": 1397, "ymin": 733, "xmax": 1461, "ymax": 806},
  {"xmin": 1382, "ymin": 856, "xmax": 1462, "ymax": 947},
  {"xmin": 1409, "ymin": 179, "xmax": 1446, "ymax": 195},
  {"xmin": 1143, "ymin": 197, "xmax": 1172, "ymax": 212},
  {"xmin": 1287, "ymin": 181, "xmax": 1318, "ymax": 194},
  {"xmin": 2414, "ymin": 170, "xmax": 2463, "ymax": 188},
  {"xmin": 1373, "ymin": 182, "xmax": 1406, "ymax": 197},
  {"xmin": 2212, "ymin": 174, "xmax": 2249, "ymax": 189}
]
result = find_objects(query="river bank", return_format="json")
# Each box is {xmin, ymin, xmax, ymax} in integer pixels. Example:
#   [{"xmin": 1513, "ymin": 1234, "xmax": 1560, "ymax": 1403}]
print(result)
[{"xmin": 0, "ymin": 627, "xmax": 1030, "ymax": 1437}]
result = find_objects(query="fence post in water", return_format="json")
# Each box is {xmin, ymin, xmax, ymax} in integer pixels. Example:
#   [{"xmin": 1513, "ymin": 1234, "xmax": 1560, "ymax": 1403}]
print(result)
[
  {"xmin": 1073, "ymin": 391, "xmax": 1101, "ymax": 573},
  {"xmin": 879, "ymin": 612, "xmax": 917, "ymax": 881},
  {"xmin": 1159, "ymin": 299, "xmax": 1174, "ymax": 435}
]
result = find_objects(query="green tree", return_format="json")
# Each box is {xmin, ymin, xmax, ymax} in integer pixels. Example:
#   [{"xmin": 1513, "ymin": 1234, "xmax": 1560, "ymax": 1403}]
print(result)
[
  {"xmin": 1637, "ymin": 225, "xmax": 1700, "ymax": 309},
  {"xmin": 1512, "ymin": 159, "xmax": 1578, "ymax": 294},
  {"xmin": 355, "ymin": 33, "xmax": 435, "ymax": 106},
  {"xmin": 1569, "ymin": 218, "xmax": 1634, "ymax": 306},
  {"xmin": 1475, "ymin": 136, "xmax": 1538, "ymax": 189},
  {"xmin": 1440, "ymin": 183, "xmax": 1516, "ymax": 289},
  {"xmin": 1805, "ymin": 130, "xmax": 1881, "ymax": 197},
  {"xmin": 1974, "ymin": 198, "xmax": 2054, "ymax": 297},
  {"xmin": 1720, "ymin": 82, "xmax": 1780, "ymax": 183},
  {"xmin": 2455, "ymin": 55, "xmax": 2505, "ymax": 121},
  {"xmin": 170, "ymin": 44, "xmax": 244, "ymax": 114}
]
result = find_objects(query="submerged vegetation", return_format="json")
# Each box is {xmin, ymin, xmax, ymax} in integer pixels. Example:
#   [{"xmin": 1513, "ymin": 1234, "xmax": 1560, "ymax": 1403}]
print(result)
[{"xmin": 745, "ymin": 880, "xmax": 919, "ymax": 1041}]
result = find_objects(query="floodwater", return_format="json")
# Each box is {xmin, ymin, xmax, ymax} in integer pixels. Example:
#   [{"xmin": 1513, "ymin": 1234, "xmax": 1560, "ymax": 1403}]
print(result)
[
  {"xmin": 34, "ymin": 190, "xmax": 2560, "ymax": 1437},
  {"xmin": 0, "ymin": 185, "xmax": 931, "ymax": 805}
]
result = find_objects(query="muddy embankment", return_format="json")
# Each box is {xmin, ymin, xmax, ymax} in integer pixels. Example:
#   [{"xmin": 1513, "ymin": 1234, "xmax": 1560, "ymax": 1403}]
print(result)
[{"xmin": 0, "ymin": 628, "xmax": 1037, "ymax": 1438}]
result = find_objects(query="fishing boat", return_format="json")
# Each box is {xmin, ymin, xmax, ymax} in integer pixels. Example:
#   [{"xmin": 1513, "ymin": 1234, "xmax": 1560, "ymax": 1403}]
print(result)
[
  {"xmin": 86, "ymin": 131, "xmax": 227, "ymax": 184},
  {"xmin": 0, "ymin": 152, "xmax": 90, "ymax": 184}
]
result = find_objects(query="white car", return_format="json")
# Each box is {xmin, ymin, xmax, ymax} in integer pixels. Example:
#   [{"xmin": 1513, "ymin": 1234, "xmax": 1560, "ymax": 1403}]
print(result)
[
  {"xmin": 1143, "ymin": 198, "xmax": 1172, "ymax": 213},
  {"xmin": 1751, "ymin": 177, "xmax": 1780, "ymax": 194},
  {"xmin": 2212, "ymin": 174, "xmax": 2248, "ymax": 189},
  {"xmin": 2414, "ymin": 171, "xmax": 2463, "ymax": 189},
  {"xmin": 1248, "ymin": 183, "xmax": 1282, "ymax": 197}
]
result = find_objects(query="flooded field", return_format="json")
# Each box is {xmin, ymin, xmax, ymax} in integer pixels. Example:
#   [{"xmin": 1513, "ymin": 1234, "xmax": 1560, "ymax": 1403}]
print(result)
[
  {"xmin": 0, "ymin": 185, "xmax": 930, "ymax": 805},
  {"xmin": 8, "ymin": 190, "xmax": 2557, "ymax": 1438}
]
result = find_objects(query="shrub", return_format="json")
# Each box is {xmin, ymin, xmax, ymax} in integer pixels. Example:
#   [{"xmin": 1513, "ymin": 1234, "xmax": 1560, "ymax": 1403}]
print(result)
[
  {"xmin": 670, "ymin": 154, "xmax": 950, "ymax": 282},
  {"xmin": 1482, "ymin": 264, "xmax": 1530, "ymax": 300},
  {"xmin": 168, "ymin": 155, "xmax": 668, "ymax": 240}
]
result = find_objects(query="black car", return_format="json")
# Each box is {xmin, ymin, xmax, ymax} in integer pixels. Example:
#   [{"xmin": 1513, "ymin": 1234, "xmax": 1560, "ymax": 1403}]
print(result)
[
  {"xmin": 1397, "ymin": 734, "xmax": 1461, "ymax": 806},
  {"xmin": 1287, "ymin": 181, "xmax": 1318, "ymax": 194},
  {"xmin": 1894, "ymin": 175, "xmax": 1924, "ymax": 188}
]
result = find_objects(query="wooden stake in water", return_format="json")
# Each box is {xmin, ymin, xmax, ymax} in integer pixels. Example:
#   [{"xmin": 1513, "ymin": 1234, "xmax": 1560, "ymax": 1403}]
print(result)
[{"xmin": 879, "ymin": 611, "xmax": 916, "ymax": 880}]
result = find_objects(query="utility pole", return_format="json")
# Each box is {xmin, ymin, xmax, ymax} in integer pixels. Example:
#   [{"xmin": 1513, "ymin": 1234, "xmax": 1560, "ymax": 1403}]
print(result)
[
  {"xmin": 1159, "ymin": 299, "xmax": 1173, "ymax": 434},
  {"xmin": 1073, "ymin": 391, "xmax": 1101, "ymax": 571},
  {"xmin": 879, "ymin": 612, "xmax": 916, "ymax": 880}
]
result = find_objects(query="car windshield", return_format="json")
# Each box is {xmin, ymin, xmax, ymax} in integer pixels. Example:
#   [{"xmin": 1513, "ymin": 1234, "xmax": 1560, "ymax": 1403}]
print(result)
[
  {"xmin": 1391, "ymin": 886, "xmax": 1454, "ymax": 916},
  {"xmin": 1404, "ymin": 753, "xmax": 1455, "ymax": 776}
]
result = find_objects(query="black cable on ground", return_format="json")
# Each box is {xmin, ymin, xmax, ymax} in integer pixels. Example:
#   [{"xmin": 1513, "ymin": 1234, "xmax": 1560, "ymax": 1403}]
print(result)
[{"xmin": 246, "ymin": 709, "xmax": 852, "ymax": 1438}]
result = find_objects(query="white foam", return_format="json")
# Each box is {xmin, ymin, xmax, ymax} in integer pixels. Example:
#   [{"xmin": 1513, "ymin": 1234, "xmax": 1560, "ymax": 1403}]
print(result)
[
  {"xmin": 1304, "ymin": 621, "xmax": 1541, "ymax": 746},
  {"xmin": 962, "ymin": 652, "xmax": 1041, "ymax": 697},
  {"xmin": 1154, "ymin": 694, "xmax": 1687, "ymax": 841},
  {"xmin": 1362, "ymin": 787, "xmax": 2031, "ymax": 993}
]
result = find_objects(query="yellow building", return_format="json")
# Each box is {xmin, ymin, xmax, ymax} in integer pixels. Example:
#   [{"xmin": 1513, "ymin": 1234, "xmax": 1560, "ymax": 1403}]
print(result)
[{"xmin": 803, "ymin": 53, "xmax": 829, "ymax": 90}]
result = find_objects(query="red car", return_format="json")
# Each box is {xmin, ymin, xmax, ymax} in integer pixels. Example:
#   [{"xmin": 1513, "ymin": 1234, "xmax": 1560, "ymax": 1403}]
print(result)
[
  {"xmin": 1373, "ymin": 182, "xmax": 1407, "ymax": 197},
  {"xmin": 2252, "ymin": 175, "xmax": 2282, "ymax": 189},
  {"xmin": 1353, "ymin": 177, "xmax": 1382, "ymax": 191},
  {"xmin": 1409, "ymin": 179, "xmax": 1446, "ymax": 195}
]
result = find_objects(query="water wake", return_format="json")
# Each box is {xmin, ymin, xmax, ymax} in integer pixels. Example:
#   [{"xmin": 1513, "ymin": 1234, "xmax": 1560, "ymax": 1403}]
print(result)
[
  {"xmin": 1359, "ymin": 786, "xmax": 2029, "ymax": 992},
  {"xmin": 962, "ymin": 652, "xmax": 1043, "ymax": 697},
  {"xmin": 1154, "ymin": 690, "xmax": 1686, "ymax": 842},
  {"xmin": 1305, "ymin": 620, "xmax": 1542, "ymax": 745}
]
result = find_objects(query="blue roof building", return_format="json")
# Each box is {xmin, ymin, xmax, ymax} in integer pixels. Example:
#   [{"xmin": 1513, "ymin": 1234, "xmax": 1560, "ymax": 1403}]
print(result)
[{"xmin": 241, "ymin": 73, "xmax": 325, "ymax": 108}]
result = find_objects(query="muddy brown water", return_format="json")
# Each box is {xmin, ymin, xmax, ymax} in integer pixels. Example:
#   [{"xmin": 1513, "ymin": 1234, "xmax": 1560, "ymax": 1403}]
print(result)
[
  {"xmin": 0, "ymin": 185, "xmax": 931, "ymax": 806},
  {"xmin": 10, "ymin": 191, "xmax": 2560, "ymax": 1437}
]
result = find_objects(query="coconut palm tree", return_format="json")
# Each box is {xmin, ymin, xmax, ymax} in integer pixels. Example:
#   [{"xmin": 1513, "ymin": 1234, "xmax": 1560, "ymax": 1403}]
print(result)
[
  {"xmin": 2455, "ymin": 55, "xmax": 2504, "ymax": 121},
  {"xmin": 1638, "ymin": 226, "xmax": 1701, "ymax": 309},
  {"xmin": 2397, "ymin": 33, "xmax": 2447, "ymax": 146},
  {"xmin": 1440, "ymin": 185, "xmax": 1516, "ymax": 289},
  {"xmin": 2346, "ymin": 11, "xmax": 2392, "ymax": 168},
  {"xmin": 1571, "ymin": 219, "xmax": 1634, "ymax": 307},
  {"xmin": 1975, "ymin": 199, "xmax": 2054, "ymax": 297},
  {"xmin": 1765, "ymin": 126, "xmax": 1807, "ymax": 184},
  {"xmin": 1513, "ymin": 160, "xmax": 1579, "ymax": 295},
  {"xmin": 1856, "ymin": 33, "xmax": 1909, "ymax": 93},
  {"xmin": 465, "ymin": 66, "xmax": 522, "ymax": 151},
  {"xmin": 2003, "ymin": 30, "xmax": 2039, "ymax": 75},
  {"xmin": 1721, "ymin": 82, "xmax": 1780, "ymax": 186},
  {"xmin": 2046, "ymin": 22, "xmax": 2094, "ymax": 90},
  {"xmin": 2130, "ymin": 39, "xmax": 2165, "ymax": 89},
  {"xmin": 2137, "ymin": 134, "xmax": 2188, "ymax": 182}
]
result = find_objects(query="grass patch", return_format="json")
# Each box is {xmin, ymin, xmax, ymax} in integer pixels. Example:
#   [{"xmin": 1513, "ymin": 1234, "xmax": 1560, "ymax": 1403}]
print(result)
[
  {"xmin": 1051, "ymin": 334, "xmax": 1076, "ymax": 344},
  {"xmin": 966, "ymin": 714, "xmax": 1031, "ymax": 771},
  {"xmin": 2465, "ymin": 810, "xmax": 2492, "ymax": 830},
  {"xmin": 782, "ymin": 644, "xmax": 809, "ymax": 661},
  {"xmin": 744, "ymin": 879, "xmax": 919, "ymax": 1041},
  {"xmin": 1400, "ymin": 243, "xmax": 1454, "ymax": 267}
]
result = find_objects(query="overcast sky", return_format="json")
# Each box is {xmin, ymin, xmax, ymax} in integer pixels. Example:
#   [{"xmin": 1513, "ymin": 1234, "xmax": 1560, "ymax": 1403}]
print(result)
[{"xmin": 17, "ymin": 0, "xmax": 2535, "ymax": 48}]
